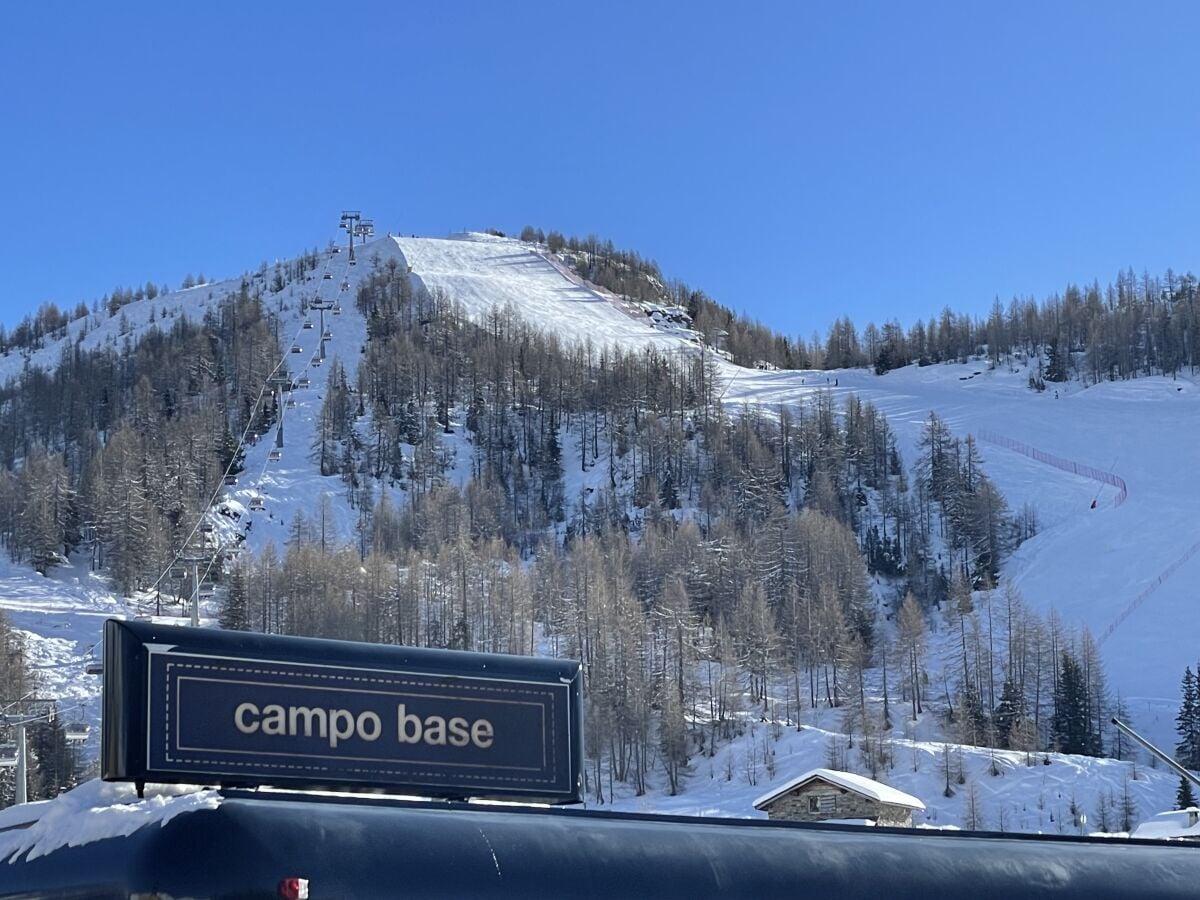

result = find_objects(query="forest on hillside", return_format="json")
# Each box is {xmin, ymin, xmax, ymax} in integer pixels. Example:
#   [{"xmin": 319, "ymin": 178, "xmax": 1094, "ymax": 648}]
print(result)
[{"xmin": 0, "ymin": 234, "xmax": 1166, "ymax": 803}]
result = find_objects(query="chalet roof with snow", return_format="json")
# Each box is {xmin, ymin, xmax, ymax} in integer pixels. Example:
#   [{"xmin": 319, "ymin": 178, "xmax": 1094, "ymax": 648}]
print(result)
[
  {"xmin": 753, "ymin": 768, "xmax": 926, "ymax": 812},
  {"xmin": 1131, "ymin": 808, "xmax": 1200, "ymax": 840}
]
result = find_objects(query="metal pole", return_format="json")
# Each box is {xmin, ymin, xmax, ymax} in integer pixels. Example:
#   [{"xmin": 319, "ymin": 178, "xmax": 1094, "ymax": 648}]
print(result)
[
  {"xmin": 14, "ymin": 723, "xmax": 26, "ymax": 805},
  {"xmin": 275, "ymin": 386, "xmax": 285, "ymax": 448},
  {"xmin": 1111, "ymin": 717, "xmax": 1200, "ymax": 791},
  {"xmin": 191, "ymin": 562, "xmax": 201, "ymax": 627}
]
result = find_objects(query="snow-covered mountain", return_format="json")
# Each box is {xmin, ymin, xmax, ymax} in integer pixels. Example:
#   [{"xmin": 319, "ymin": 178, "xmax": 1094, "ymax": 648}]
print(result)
[{"xmin": 3, "ymin": 229, "xmax": 1196, "ymax": 829}]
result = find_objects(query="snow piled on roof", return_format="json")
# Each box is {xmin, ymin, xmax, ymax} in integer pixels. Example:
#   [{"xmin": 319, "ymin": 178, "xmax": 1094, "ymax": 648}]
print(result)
[
  {"xmin": 0, "ymin": 779, "xmax": 219, "ymax": 863},
  {"xmin": 1131, "ymin": 808, "xmax": 1200, "ymax": 840},
  {"xmin": 753, "ymin": 768, "xmax": 926, "ymax": 811}
]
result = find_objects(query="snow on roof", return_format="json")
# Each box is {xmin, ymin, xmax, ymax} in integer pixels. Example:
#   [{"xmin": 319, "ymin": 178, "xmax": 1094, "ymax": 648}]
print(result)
[
  {"xmin": 0, "ymin": 779, "xmax": 220, "ymax": 864},
  {"xmin": 753, "ymin": 768, "xmax": 925, "ymax": 812},
  {"xmin": 1131, "ymin": 808, "xmax": 1200, "ymax": 840},
  {"xmin": 821, "ymin": 818, "xmax": 877, "ymax": 827}
]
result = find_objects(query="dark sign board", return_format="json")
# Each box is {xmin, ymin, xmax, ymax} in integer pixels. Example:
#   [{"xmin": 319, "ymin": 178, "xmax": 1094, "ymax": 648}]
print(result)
[{"xmin": 101, "ymin": 619, "xmax": 583, "ymax": 803}]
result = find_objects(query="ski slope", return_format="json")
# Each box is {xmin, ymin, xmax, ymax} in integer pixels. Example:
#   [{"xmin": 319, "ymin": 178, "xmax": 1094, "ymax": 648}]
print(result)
[
  {"xmin": 721, "ymin": 362, "xmax": 1199, "ymax": 749},
  {"xmin": 391, "ymin": 233, "xmax": 690, "ymax": 353},
  {"xmin": 0, "ymin": 230, "xmax": 1197, "ymax": 822}
]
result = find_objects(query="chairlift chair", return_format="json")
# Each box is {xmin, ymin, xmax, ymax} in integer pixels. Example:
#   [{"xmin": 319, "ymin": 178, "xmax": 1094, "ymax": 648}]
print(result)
[
  {"xmin": 303, "ymin": 320, "xmax": 314, "ymax": 329},
  {"xmin": 249, "ymin": 496, "xmax": 266, "ymax": 512},
  {"xmin": 223, "ymin": 474, "xmax": 238, "ymax": 486},
  {"xmin": 311, "ymin": 357, "xmax": 322, "ymax": 367},
  {"xmin": 291, "ymin": 345, "xmax": 302, "ymax": 353},
  {"xmin": 200, "ymin": 523, "xmax": 214, "ymax": 533},
  {"xmin": 298, "ymin": 377, "xmax": 311, "ymax": 389},
  {"xmin": 268, "ymin": 449, "xmax": 282, "ymax": 462},
  {"xmin": 323, "ymin": 330, "xmax": 333, "ymax": 340},
  {"xmin": 170, "ymin": 566, "xmax": 187, "ymax": 580},
  {"xmin": 332, "ymin": 306, "xmax": 342, "ymax": 316},
  {"xmin": 65, "ymin": 723, "xmax": 90, "ymax": 743},
  {"xmin": 85, "ymin": 661, "xmax": 103, "ymax": 676},
  {"xmin": 0, "ymin": 743, "xmax": 17, "ymax": 767},
  {"xmin": 323, "ymin": 272, "xmax": 333, "ymax": 280},
  {"xmin": 286, "ymin": 399, "xmax": 297, "ymax": 409}
]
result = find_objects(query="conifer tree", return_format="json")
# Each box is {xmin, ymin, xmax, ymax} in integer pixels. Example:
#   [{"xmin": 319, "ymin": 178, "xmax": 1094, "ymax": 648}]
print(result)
[
  {"xmin": 1052, "ymin": 650, "xmax": 1100, "ymax": 756},
  {"xmin": 219, "ymin": 567, "xmax": 250, "ymax": 631},
  {"xmin": 994, "ymin": 677, "xmax": 1026, "ymax": 749},
  {"xmin": 1176, "ymin": 666, "xmax": 1200, "ymax": 768},
  {"xmin": 1176, "ymin": 775, "xmax": 1197, "ymax": 811}
]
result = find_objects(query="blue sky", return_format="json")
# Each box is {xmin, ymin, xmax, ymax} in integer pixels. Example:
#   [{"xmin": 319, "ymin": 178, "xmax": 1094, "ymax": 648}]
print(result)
[{"xmin": 2, "ymin": 2, "xmax": 1199, "ymax": 340}]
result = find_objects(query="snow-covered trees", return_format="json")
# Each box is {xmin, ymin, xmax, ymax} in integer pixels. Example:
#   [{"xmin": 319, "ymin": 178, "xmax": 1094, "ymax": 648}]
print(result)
[
  {"xmin": 914, "ymin": 414, "xmax": 1012, "ymax": 588},
  {"xmin": 0, "ymin": 236, "xmax": 1101, "ymax": 808},
  {"xmin": 0, "ymin": 610, "xmax": 72, "ymax": 805}
]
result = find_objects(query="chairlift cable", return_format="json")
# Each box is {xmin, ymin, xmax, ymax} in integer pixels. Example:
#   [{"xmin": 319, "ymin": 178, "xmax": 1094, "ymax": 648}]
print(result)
[{"xmin": 142, "ymin": 244, "xmax": 349, "ymax": 603}]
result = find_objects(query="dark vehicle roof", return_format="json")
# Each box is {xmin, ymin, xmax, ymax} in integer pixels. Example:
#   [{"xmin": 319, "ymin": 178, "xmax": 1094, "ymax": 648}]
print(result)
[{"xmin": 4, "ymin": 791, "xmax": 1200, "ymax": 899}]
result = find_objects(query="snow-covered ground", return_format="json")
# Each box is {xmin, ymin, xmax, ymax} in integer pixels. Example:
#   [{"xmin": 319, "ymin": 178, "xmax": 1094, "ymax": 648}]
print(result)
[
  {"xmin": 1, "ymin": 230, "xmax": 1197, "ymax": 829},
  {"xmin": 605, "ymin": 719, "xmax": 1179, "ymax": 836}
]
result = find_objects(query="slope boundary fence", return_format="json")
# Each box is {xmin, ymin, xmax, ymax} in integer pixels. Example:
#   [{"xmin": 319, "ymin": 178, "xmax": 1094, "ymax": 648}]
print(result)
[
  {"xmin": 976, "ymin": 429, "xmax": 1128, "ymax": 507},
  {"xmin": 976, "ymin": 429, "xmax": 1195, "ymax": 647},
  {"xmin": 1095, "ymin": 538, "xmax": 1200, "ymax": 646}
]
